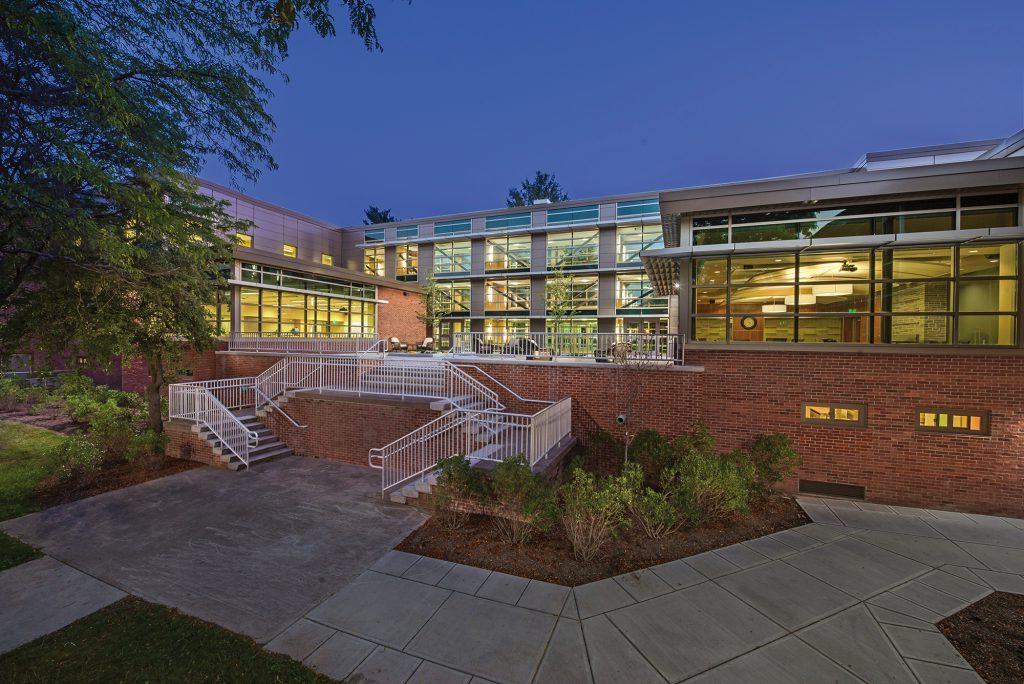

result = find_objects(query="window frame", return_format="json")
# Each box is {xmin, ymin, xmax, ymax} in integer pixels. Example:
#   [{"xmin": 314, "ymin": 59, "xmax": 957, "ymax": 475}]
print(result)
[
  {"xmin": 321, "ymin": 253, "xmax": 333, "ymax": 267},
  {"xmin": 801, "ymin": 402, "xmax": 868, "ymax": 428},
  {"xmin": 282, "ymin": 243, "xmax": 297, "ymax": 259},
  {"xmin": 916, "ymin": 408, "xmax": 991, "ymax": 435}
]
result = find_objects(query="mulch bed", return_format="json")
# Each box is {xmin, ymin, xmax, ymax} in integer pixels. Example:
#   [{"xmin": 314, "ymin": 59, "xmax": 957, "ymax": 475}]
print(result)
[
  {"xmin": 938, "ymin": 591, "xmax": 1024, "ymax": 684},
  {"xmin": 0, "ymin": 408, "xmax": 80, "ymax": 434},
  {"xmin": 396, "ymin": 495, "xmax": 809, "ymax": 585},
  {"xmin": 34, "ymin": 457, "xmax": 201, "ymax": 509}
]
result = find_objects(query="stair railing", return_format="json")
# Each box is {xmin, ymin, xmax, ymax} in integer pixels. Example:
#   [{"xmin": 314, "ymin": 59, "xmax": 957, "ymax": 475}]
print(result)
[{"xmin": 168, "ymin": 381, "xmax": 258, "ymax": 467}]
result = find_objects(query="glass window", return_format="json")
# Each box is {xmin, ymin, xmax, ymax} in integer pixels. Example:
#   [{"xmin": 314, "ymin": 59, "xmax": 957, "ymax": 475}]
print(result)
[
  {"xmin": 437, "ymin": 280, "xmax": 471, "ymax": 315},
  {"xmin": 731, "ymin": 223, "xmax": 799, "ymax": 243},
  {"xmin": 961, "ymin": 192, "xmax": 1019, "ymax": 207},
  {"xmin": 692, "ymin": 318, "xmax": 727, "ymax": 342},
  {"xmin": 364, "ymin": 247, "xmax": 385, "ymax": 277},
  {"xmin": 396, "ymin": 244, "xmax": 418, "ymax": 281},
  {"xmin": 235, "ymin": 233, "xmax": 253, "ymax": 248},
  {"xmin": 486, "ymin": 213, "xmax": 531, "ymax": 231},
  {"xmin": 364, "ymin": 229, "xmax": 385, "ymax": 243},
  {"xmin": 801, "ymin": 217, "xmax": 875, "ymax": 239},
  {"xmin": 799, "ymin": 251, "xmax": 870, "ymax": 281},
  {"xmin": 957, "ymin": 314, "xmax": 1016, "ymax": 345},
  {"xmin": 616, "ymin": 198, "xmax": 659, "ymax": 220},
  {"xmin": 484, "ymin": 318, "xmax": 530, "ymax": 339},
  {"xmin": 961, "ymin": 208, "xmax": 1018, "ymax": 230},
  {"xmin": 693, "ymin": 228, "xmax": 729, "ymax": 245},
  {"xmin": 883, "ymin": 246, "xmax": 953, "ymax": 280},
  {"xmin": 693, "ymin": 216, "xmax": 728, "ymax": 228},
  {"xmin": 918, "ymin": 409, "xmax": 989, "ymax": 435},
  {"xmin": 617, "ymin": 224, "xmax": 664, "ymax": 264},
  {"xmin": 547, "ymin": 275, "xmax": 597, "ymax": 314},
  {"xmin": 433, "ymin": 240, "xmax": 471, "ymax": 274},
  {"xmin": 485, "ymin": 279, "xmax": 530, "ymax": 312},
  {"xmin": 802, "ymin": 404, "xmax": 866, "ymax": 426},
  {"xmin": 693, "ymin": 258, "xmax": 728, "ymax": 286},
  {"xmin": 547, "ymin": 230, "xmax": 598, "ymax": 269},
  {"xmin": 396, "ymin": 225, "xmax": 418, "ymax": 240},
  {"xmin": 486, "ymin": 235, "xmax": 531, "ymax": 272},
  {"xmin": 959, "ymin": 243, "xmax": 1017, "ymax": 278},
  {"xmin": 282, "ymin": 243, "xmax": 297, "ymax": 258},
  {"xmin": 731, "ymin": 255, "xmax": 796, "ymax": 284},
  {"xmin": 321, "ymin": 253, "xmax": 333, "ymax": 267},
  {"xmin": 616, "ymin": 274, "xmax": 666, "ymax": 313},
  {"xmin": 892, "ymin": 212, "xmax": 955, "ymax": 234},
  {"xmin": 434, "ymin": 219, "xmax": 471, "ymax": 236},
  {"xmin": 547, "ymin": 205, "xmax": 599, "ymax": 226}
]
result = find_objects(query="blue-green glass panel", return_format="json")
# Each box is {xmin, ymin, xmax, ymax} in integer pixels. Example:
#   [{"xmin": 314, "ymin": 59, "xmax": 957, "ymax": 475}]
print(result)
[
  {"xmin": 486, "ymin": 213, "xmax": 531, "ymax": 231},
  {"xmin": 616, "ymin": 198, "xmax": 660, "ymax": 219},
  {"xmin": 434, "ymin": 219, "xmax": 472, "ymax": 235},
  {"xmin": 547, "ymin": 205, "xmax": 599, "ymax": 225}
]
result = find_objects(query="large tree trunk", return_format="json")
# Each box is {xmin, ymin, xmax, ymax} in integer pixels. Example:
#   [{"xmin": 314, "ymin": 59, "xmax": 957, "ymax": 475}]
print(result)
[{"xmin": 144, "ymin": 351, "xmax": 165, "ymax": 433}]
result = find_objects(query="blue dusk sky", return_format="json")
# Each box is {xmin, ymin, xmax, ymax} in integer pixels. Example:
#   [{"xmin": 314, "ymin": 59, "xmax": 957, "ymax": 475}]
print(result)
[{"xmin": 201, "ymin": 0, "xmax": 1024, "ymax": 226}]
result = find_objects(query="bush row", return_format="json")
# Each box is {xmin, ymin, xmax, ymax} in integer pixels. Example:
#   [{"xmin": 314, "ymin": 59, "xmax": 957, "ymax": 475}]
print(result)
[{"xmin": 432, "ymin": 422, "xmax": 800, "ymax": 562}]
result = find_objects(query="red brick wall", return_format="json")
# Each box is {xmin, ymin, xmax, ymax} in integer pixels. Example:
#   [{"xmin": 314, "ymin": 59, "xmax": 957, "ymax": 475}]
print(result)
[
  {"xmin": 259, "ymin": 392, "xmax": 439, "ymax": 466},
  {"xmin": 164, "ymin": 419, "xmax": 225, "ymax": 467},
  {"xmin": 121, "ymin": 348, "xmax": 220, "ymax": 394},
  {"xmin": 377, "ymin": 285, "xmax": 425, "ymax": 345},
  {"xmin": 461, "ymin": 352, "xmax": 1024, "ymax": 515}
]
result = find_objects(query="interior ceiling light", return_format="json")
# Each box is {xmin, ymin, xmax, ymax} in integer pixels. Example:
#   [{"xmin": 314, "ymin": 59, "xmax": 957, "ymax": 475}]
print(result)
[
  {"xmin": 761, "ymin": 303, "xmax": 787, "ymax": 313},
  {"xmin": 784, "ymin": 294, "xmax": 817, "ymax": 305}
]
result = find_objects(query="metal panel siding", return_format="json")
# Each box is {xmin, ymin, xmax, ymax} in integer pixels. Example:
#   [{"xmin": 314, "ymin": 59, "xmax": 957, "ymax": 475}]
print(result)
[
  {"xmin": 532, "ymin": 233, "xmax": 547, "ymax": 267},
  {"xmin": 471, "ymin": 217, "xmax": 486, "ymax": 233},
  {"xmin": 471, "ymin": 239, "xmax": 485, "ymax": 276},
  {"xmin": 531, "ymin": 276, "xmax": 546, "ymax": 317},
  {"xmin": 384, "ymin": 246, "xmax": 397, "ymax": 281},
  {"xmin": 422, "ymin": 223, "xmax": 434, "ymax": 238},
  {"xmin": 599, "ymin": 226, "xmax": 617, "ymax": 268},
  {"xmin": 470, "ymin": 280, "xmax": 485, "ymax": 317},
  {"xmin": 599, "ymin": 203, "xmax": 616, "ymax": 222},
  {"xmin": 598, "ymin": 273, "xmax": 616, "ymax": 316},
  {"xmin": 532, "ymin": 210, "xmax": 547, "ymax": 228},
  {"xmin": 419, "ymin": 244, "xmax": 434, "ymax": 280}
]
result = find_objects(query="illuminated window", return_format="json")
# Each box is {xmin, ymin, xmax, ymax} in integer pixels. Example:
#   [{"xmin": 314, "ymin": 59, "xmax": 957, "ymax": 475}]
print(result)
[
  {"xmin": 617, "ymin": 224, "xmax": 664, "ymax": 264},
  {"xmin": 436, "ymin": 280, "xmax": 470, "ymax": 315},
  {"xmin": 486, "ymin": 235, "xmax": 531, "ymax": 272},
  {"xmin": 802, "ymin": 403, "xmax": 866, "ymax": 427},
  {"xmin": 547, "ymin": 230, "xmax": 598, "ymax": 269},
  {"xmin": 433, "ymin": 240, "xmax": 471, "ymax": 274},
  {"xmin": 396, "ymin": 244, "xmax": 418, "ymax": 281},
  {"xmin": 364, "ymin": 247, "xmax": 385, "ymax": 277},
  {"xmin": 918, "ymin": 409, "xmax": 990, "ymax": 435},
  {"xmin": 321, "ymin": 253, "xmax": 333, "ymax": 267},
  {"xmin": 235, "ymin": 233, "xmax": 253, "ymax": 248},
  {"xmin": 485, "ymin": 278, "xmax": 530, "ymax": 312},
  {"xmin": 282, "ymin": 243, "xmax": 297, "ymax": 258}
]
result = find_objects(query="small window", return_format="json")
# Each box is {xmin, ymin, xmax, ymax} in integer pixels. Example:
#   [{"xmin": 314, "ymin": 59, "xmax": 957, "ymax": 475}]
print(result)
[
  {"xmin": 321, "ymin": 253, "xmax": 333, "ymax": 267},
  {"xmin": 486, "ymin": 213, "xmax": 531, "ymax": 231},
  {"xmin": 434, "ymin": 219, "xmax": 472, "ymax": 236},
  {"xmin": 75, "ymin": 355, "xmax": 88, "ymax": 366},
  {"xmin": 396, "ymin": 226, "xmax": 418, "ymax": 240},
  {"xmin": 235, "ymin": 233, "xmax": 253, "ymax": 248},
  {"xmin": 282, "ymin": 244, "xmax": 297, "ymax": 258},
  {"xmin": 364, "ymin": 229, "xmax": 385, "ymax": 243},
  {"xmin": 917, "ymin": 408, "xmax": 990, "ymax": 435},
  {"xmin": 802, "ymin": 403, "xmax": 866, "ymax": 427}
]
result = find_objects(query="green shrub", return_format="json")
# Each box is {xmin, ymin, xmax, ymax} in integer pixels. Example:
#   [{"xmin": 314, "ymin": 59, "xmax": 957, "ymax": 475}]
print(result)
[
  {"xmin": 628, "ymin": 430, "xmax": 676, "ymax": 486},
  {"xmin": 489, "ymin": 456, "xmax": 556, "ymax": 545},
  {"xmin": 129, "ymin": 430, "xmax": 168, "ymax": 463},
  {"xmin": 746, "ymin": 434, "xmax": 801, "ymax": 496},
  {"xmin": 663, "ymin": 449, "xmax": 754, "ymax": 525},
  {"xmin": 88, "ymin": 403, "xmax": 138, "ymax": 461},
  {"xmin": 432, "ymin": 455, "xmax": 488, "ymax": 530},
  {"xmin": 611, "ymin": 462, "xmax": 681, "ymax": 539},
  {"xmin": 559, "ymin": 468, "xmax": 628, "ymax": 562},
  {"xmin": 47, "ymin": 436, "xmax": 104, "ymax": 483},
  {"xmin": 22, "ymin": 386, "xmax": 50, "ymax": 405},
  {"xmin": 0, "ymin": 377, "xmax": 26, "ymax": 412}
]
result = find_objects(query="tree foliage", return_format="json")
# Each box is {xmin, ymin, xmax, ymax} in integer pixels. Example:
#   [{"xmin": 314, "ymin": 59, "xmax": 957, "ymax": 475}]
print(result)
[
  {"xmin": 363, "ymin": 205, "xmax": 397, "ymax": 225},
  {"xmin": 416, "ymin": 276, "xmax": 447, "ymax": 338},
  {"xmin": 0, "ymin": 0, "xmax": 387, "ymax": 430},
  {"xmin": 506, "ymin": 171, "xmax": 569, "ymax": 207}
]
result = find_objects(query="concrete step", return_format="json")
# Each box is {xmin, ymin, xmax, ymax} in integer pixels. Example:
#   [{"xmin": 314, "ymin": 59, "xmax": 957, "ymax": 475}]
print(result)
[
  {"xmin": 224, "ymin": 446, "xmax": 293, "ymax": 471},
  {"xmin": 400, "ymin": 484, "xmax": 419, "ymax": 500}
]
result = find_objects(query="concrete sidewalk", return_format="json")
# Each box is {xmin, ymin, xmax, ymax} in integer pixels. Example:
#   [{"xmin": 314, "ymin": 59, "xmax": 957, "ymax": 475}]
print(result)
[{"xmin": 273, "ymin": 497, "xmax": 1024, "ymax": 684}]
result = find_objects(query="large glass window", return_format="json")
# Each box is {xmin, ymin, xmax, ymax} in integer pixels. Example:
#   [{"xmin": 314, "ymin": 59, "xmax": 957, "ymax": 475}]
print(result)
[
  {"xmin": 616, "ymin": 199, "xmax": 659, "ymax": 220},
  {"xmin": 547, "ymin": 275, "xmax": 597, "ymax": 315},
  {"xmin": 485, "ymin": 278, "xmax": 530, "ymax": 313},
  {"xmin": 433, "ymin": 240, "xmax": 471, "ymax": 274},
  {"xmin": 241, "ymin": 263, "xmax": 375, "ymax": 299},
  {"xmin": 203, "ymin": 289, "xmax": 232, "ymax": 336},
  {"xmin": 486, "ymin": 213, "xmax": 531, "ymax": 231},
  {"xmin": 364, "ymin": 228, "xmax": 385, "ymax": 244},
  {"xmin": 485, "ymin": 235, "xmax": 531, "ymax": 272},
  {"xmin": 484, "ymin": 318, "xmax": 530, "ymax": 339},
  {"xmin": 437, "ymin": 280, "xmax": 470, "ymax": 316},
  {"xmin": 433, "ymin": 219, "xmax": 471, "ymax": 236},
  {"xmin": 364, "ymin": 247, "xmax": 385, "ymax": 277},
  {"xmin": 616, "ymin": 274, "xmax": 667, "ymax": 314},
  {"xmin": 396, "ymin": 244, "xmax": 418, "ymax": 281},
  {"xmin": 547, "ymin": 229, "xmax": 598, "ymax": 269},
  {"xmin": 688, "ymin": 192, "xmax": 1019, "ymax": 245},
  {"xmin": 547, "ymin": 204, "xmax": 598, "ymax": 226},
  {"xmin": 617, "ymin": 224, "xmax": 664, "ymax": 264},
  {"xmin": 238, "ymin": 286, "xmax": 376, "ymax": 336},
  {"xmin": 396, "ymin": 225, "xmax": 418, "ymax": 240},
  {"xmin": 691, "ymin": 242, "xmax": 1019, "ymax": 346}
]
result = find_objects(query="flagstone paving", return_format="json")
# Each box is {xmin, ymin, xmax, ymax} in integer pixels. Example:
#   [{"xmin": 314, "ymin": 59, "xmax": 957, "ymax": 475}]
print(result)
[{"xmin": 280, "ymin": 496, "xmax": 1024, "ymax": 683}]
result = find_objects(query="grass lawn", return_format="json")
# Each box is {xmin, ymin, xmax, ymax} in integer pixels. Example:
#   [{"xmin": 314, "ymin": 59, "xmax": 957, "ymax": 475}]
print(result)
[
  {"xmin": 0, "ymin": 597, "xmax": 331, "ymax": 683},
  {"xmin": 0, "ymin": 419, "xmax": 67, "ymax": 521}
]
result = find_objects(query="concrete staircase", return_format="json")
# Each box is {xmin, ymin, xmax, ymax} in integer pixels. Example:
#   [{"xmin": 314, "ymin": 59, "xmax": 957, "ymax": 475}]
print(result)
[{"xmin": 192, "ymin": 412, "xmax": 293, "ymax": 471}]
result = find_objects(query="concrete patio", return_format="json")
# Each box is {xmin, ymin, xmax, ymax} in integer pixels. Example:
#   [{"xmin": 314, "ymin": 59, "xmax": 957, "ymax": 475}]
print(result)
[
  {"xmin": 267, "ymin": 496, "xmax": 1024, "ymax": 684},
  {"xmin": 0, "ymin": 458, "xmax": 425, "ymax": 643}
]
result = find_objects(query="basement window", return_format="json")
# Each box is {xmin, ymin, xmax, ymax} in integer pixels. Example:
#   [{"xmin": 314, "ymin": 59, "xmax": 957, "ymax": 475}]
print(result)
[
  {"xmin": 918, "ymin": 409, "xmax": 990, "ymax": 435},
  {"xmin": 802, "ymin": 403, "xmax": 866, "ymax": 427}
]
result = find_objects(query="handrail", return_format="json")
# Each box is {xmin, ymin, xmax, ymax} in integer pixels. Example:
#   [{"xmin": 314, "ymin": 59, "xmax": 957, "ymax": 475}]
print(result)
[
  {"xmin": 455, "ymin": 364, "xmax": 553, "ymax": 406},
  {"xmin": 169, "ymin": 382, "xmax": 258, "ymax": 467},
  {"xmin": 254, "ymin": 387, "xmax": 307, "ymax": 429}
]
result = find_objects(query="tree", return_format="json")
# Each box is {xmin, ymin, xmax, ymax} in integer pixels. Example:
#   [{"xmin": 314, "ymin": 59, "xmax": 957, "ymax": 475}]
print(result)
[
  {"xmin": 506, "ymin": 171, "xmax": 569, "ymax": 207},
  {"xmin": 544, "ymin": 268, "xmax": 574, "ymax": 356},
  {"xmin": 416, "ymin": 276, "xmax": 446, "ymax": 344},
  {"xmin": 363, "ymin": 205, "xmax": 397, "ymax": 224},
  {"xmin": 0, "ymin": 0, "xmax": 389, "ymax": 431}
]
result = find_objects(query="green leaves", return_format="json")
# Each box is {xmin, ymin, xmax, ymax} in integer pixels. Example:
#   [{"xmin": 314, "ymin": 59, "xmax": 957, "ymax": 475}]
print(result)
[{"xmin": 506, "ymin": 171, "xmax": 569, "ymax": 208}]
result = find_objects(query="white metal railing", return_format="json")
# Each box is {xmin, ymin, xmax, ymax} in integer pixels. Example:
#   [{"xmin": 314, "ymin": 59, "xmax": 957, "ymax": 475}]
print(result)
[
  {"xmin": 448, "ymin": 331, "xmax": 684, "ymax": 364},
  {"xmin": 371, "ymin": 397, "xmax": 573, "ymax": 495},
  {"xmin": 251, "ymin": 356, "xmax": 503, "ymax": 412},
  {"xmin": 168, "ymin": 381, "xmax": 258, "ymax": 467},
  {"xmin": 228, "ymin": 332, "xmax": 380, "ymax": 354}
]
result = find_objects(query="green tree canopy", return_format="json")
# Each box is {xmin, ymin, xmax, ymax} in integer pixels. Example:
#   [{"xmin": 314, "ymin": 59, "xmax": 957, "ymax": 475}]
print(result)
[
  {"xmin": 0, "ymin": 0, "xmax": 388, "ymax": 431},
  {"xmin": 363, "ymin": 205, "xmax": 397, "ymax": 224},
  {"xmin": 506, "ymin": 171, "xmax": 569, "ymax": 207}
]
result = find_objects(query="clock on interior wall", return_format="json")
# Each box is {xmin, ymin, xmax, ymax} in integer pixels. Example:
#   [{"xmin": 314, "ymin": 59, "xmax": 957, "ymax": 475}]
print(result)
[{"xmin": 740, "ymin": 316, "xmax": 758, "ymax": 330}]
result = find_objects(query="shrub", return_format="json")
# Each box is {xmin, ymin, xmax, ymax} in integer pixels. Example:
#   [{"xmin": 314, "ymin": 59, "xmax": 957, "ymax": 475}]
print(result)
[
  {"xmin": 559, "ymin": 468, "xmax": 627, "ymax": 562},
  {"xmin": 663, "ymin": 449, "xmax": 754, "ymax": 525},
  {"xmin": 0, "ymin": 377, "xmax": 26, "ymax": 412},
  {"xmin": 489, "ymin": 456, "xmax": 556, "ymax": 545},
  {"xmin": 432, "ymin": 455, "xmax": 488, "ymax": 530},
  {"xmin": 22, "ymin": 386, "xmax": 50, "ymax": 405},
  {"xmin": 611, "ymin": 462, "xmax": 681, "ymax": 539},
  {"xmin": 129, "ymin": 430, "xmax": 169, "ymax": 464},
  {"xmin": 47, "ymin": 436, "xmax": 104, "ymax": 483},
  {"xmin": 628, "ymin": 430, "xmax": 676, "ymax": 486},
  {"xmin": 746, "ymin": 434, "xmax": 801, "ymax": 496},
  {"xmin": 88, "ymin": 403, "xmax": 138, "ymax": 461}
]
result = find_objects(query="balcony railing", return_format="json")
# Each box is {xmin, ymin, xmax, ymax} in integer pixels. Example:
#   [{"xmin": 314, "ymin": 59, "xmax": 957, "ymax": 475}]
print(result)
[
  {"xmin": 449, "ymin": 331, "xmax": 684, "ymax": 364},
  {"xmin": 228, "ymin": 332, "xmax": 380, "ymax": 354}
]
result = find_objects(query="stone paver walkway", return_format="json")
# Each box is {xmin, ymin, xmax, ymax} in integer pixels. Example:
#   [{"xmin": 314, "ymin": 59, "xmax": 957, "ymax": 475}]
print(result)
[
  {"xmin": 0, "ymin": 556, "xmax": 124, "ymax": 654},
  {"xmin": 274, "ymin": 496, "xmax": 1024, "ymax": 684},
  {"xmin": 0, "ymin": 458, "xmax": 425, "ymax": 643}
]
